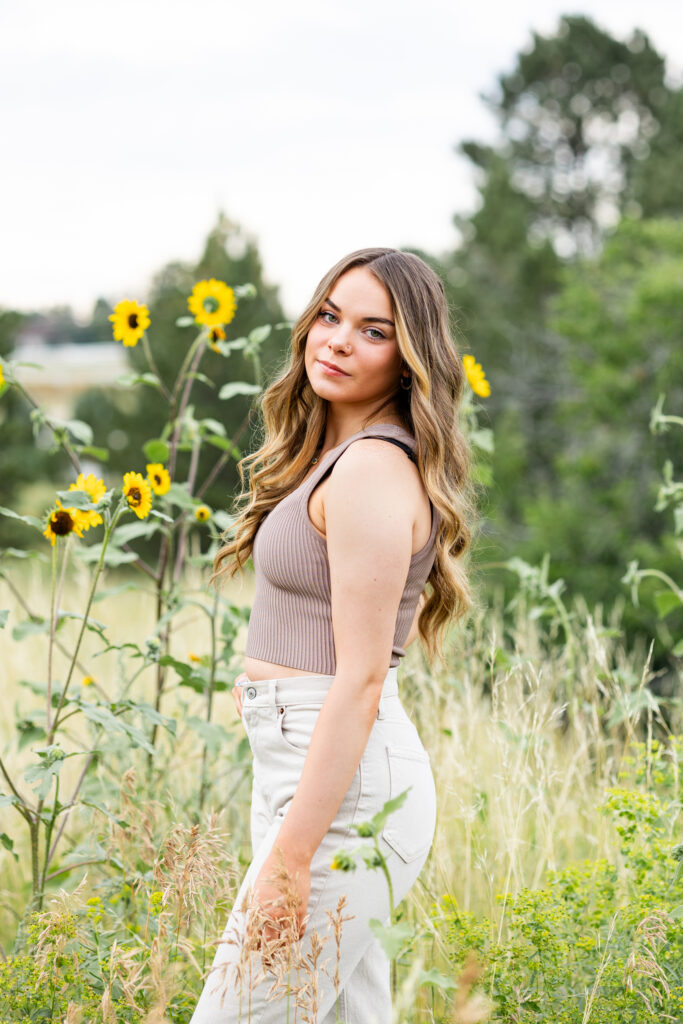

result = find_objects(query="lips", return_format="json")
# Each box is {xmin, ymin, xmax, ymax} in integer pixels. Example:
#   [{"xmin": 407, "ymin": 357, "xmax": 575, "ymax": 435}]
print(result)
[{"xmin": 318, "ymin": 360, "xmax": 349, "ymax": 376}]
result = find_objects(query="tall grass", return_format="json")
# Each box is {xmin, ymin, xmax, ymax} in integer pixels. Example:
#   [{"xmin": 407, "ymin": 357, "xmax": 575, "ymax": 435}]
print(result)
[{"xmin": 2, "ymin": 558, "xmax": 677, "ymax": 1021}]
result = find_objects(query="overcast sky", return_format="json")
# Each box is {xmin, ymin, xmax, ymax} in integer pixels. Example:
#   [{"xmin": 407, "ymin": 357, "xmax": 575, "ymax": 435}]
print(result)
[{"xmin": 1, "ymin": 0, "xmax": 681, "ymax": 322}]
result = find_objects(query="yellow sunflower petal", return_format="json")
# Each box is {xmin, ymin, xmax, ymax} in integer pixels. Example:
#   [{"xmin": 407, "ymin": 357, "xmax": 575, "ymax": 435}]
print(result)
[
  {"xmin": 187, "ymin": 279, "xmax": 237, "ymax": 328},
  {"xmin": 110, "ymin": 300, "xmax": 150, "ymax": 348},
  {"xmin": 146, "ymin": 463, "xmax": 171, "ymax": 496},
  {"xmin": 123, "ymin": 471, "xmax": 153, "ymax": 519}
]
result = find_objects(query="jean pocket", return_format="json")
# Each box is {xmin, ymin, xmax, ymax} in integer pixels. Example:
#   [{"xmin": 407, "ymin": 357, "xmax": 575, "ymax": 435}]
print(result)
[
  {"xmin": 381, "ymin": 744, "xmax": 436, "ymax": 863},
  {"xmin": 277, "ymin": 703, "xmax": 322, "ymax": 753}
]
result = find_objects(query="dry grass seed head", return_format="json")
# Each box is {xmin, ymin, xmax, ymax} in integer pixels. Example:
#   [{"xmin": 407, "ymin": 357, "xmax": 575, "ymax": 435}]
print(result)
[
  {"xmin": 624, "ymin": 910, "xmax": 672, "ymax": 1011},
  {"xmin": 153, "ymin": 811, "xmax": 236, "ymax": 933},
  {"xmin": 451, "ymin": 951, "xmax": 493, "ymax": 1024}
]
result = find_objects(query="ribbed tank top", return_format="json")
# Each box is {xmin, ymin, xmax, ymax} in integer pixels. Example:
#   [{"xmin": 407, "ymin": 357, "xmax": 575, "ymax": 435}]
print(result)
[{"xmin": 245, "ymin": 423, "xmax": 441, "ymax": 674}]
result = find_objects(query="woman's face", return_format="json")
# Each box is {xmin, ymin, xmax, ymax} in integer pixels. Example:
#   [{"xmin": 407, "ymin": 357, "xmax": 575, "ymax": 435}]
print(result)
[{"xmin": 304, "ymin": 266, "xmax": 404, "ymax": 409}]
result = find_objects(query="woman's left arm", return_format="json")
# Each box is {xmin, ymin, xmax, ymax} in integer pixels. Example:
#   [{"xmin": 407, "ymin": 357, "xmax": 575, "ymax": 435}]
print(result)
[{"xmin": 251, "ymin": 440, "xmax": 417, "ymax": 941}]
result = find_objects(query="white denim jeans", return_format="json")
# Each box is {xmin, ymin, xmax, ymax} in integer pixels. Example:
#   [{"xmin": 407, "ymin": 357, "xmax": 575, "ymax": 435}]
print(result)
[{"xmin": 189, "ymin": 666, "xmax": 437, "ymax": 1024}]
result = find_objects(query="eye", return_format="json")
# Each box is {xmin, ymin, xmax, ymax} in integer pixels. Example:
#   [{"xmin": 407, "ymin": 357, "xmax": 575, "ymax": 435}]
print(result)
[
  {"xmin": 366, "ymin": 327, "xmax": 385, "ymax": 340},
  {"xmin": 318, "ymin": 309, "xmax": 337, "ymax": 324}
]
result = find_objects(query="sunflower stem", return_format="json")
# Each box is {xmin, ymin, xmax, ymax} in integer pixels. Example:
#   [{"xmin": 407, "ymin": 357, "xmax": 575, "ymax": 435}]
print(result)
[
  {"xmin": 48, "ymin": 502, "xmax": 125, "ymax": 741},
  {"xmin": 141, "ymin": 331, "xmax": 172, "ymax": 402},
  {"xmin": 172, "ymin": 434, "xmax": 202, "ymax": 585},
  {"xmin": 11, "ymin": 380, "xmax": 83, "ymax": 475},
  {"xmin": 46, "ymin": 534, "xmax": 71, "ymax": 735},
  {"xmin": 198, "ymin": 587, "xmax": 219, "ymax": 812}
]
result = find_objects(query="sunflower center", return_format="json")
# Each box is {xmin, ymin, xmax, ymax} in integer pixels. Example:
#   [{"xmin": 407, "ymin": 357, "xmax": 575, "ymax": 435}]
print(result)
[
  {"xmin": 52, "ymin": 509, "xmax": 74, "ymax": 536},
  {"xmin": 128, "ymin": 313, "xmax": 139, "ymax": 329},
  {"xmin": 128, "ymin": 487, "xmax": 142, "ymax": 506},
  {"xmin": 202, "ymin": 296, "xmax": 219, "ymax": 314},
  {"xmin": 154, "ymin": 474, "xmax": 161, "ymax": 485}
]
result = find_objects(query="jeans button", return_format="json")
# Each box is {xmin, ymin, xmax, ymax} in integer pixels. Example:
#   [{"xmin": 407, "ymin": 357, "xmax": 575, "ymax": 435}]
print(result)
[{"xmin": 246, "ymin": 686, "xmax": 257, "ymax": 700}]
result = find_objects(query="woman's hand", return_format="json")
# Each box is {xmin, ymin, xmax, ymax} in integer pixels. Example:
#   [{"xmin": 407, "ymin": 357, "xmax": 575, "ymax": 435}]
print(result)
[
  {"xmin": 250, "ymin": 844, "xmax": 311, "ymax": 959},
  {"xmin": 232, "ymin": 671, "xmax": 249, "ymax": 719}
]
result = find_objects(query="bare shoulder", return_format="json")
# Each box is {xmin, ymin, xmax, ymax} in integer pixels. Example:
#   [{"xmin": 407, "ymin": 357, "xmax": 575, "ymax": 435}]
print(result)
[{"xmin": 331, "ymin": 436, "xmax": 420, "ymax": 493}]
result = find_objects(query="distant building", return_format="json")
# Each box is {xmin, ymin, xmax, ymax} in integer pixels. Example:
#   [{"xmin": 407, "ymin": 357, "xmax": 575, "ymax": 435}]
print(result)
[{"xmin": 12, "ymin": 341, "xmax": 128, "ymax": 420}]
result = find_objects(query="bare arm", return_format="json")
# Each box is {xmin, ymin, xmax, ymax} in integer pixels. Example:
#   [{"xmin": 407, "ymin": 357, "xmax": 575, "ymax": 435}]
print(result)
[{"xmin": 270, "ymin": 440, "xmax": 416, "ymax": 862}]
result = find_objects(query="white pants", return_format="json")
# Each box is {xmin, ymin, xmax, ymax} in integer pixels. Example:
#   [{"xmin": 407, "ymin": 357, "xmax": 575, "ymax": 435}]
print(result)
[{"xmin": 189, "ymin": 666, "xmax": 437, "ymax": 1023}]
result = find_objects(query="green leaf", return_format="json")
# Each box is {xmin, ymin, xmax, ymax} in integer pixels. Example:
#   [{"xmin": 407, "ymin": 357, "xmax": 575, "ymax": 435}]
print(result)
[
  {"xmin": 76, "ymin": 445, "xmax": 109, "ymax": 461},
  {"xmin": 673, "ymin": 638, "xmax": 683, "ymax": 657},
  {"xmin": 199, "ymin": 418, "xmax": 226, "ymax": 436},
  {"xmin": 0, "ymin": 546, "xmax": 49, "ymax": 564},
  {"xmin": 116, "ymin": 371, "xmax": 163, "ymax": 389},
  {"xmin": 159, "ymin": 656, "xmax": 208, "ymax": 693},
  {"xmin": 670, "ymin": 905, "xmax": 683, "ymax": 919},
  {"xmin": 164, "ymin": 482, "xmax": 201, "ymax": 511},
  {"xmin": 368, "ymin": 788, "xmax": 411, "ymax": 834},
  {"xmin": 176, "ymin": 315, "xmax": 196, "ymax": 327},
  {"xmin": 0, "ymin": 505, "xmax": 45, "ymax": 530},
  {"xmin": 143, "ymin": 439, "xmax": 170, "ymax": 463},
  {"xmin": 93, "ymin": 581, "xmax": 139, "ymax": 603},
  {"xmin": 63, "ymin": 419, "xmax": 93, "ymax": 445},
  {"xmin": 74, "ymin": 544, "xmax": 138, "ymax": 566},
  {"xmin": 0, "ymin": 609, "xmax": 8, "ymax": 629},
  {"xmin": 204, "ymin": 435, "xmax": 236, "ymax": 453},
  {"xmin": 24, "ymin": 746, "xmax": 68, "ymax": 800},
  {"xmin": 149, "ymin": 508, "xmax": 173, "ymax": 522},
  {"xmin": 55, "ymin": 488, "xmax": 101, "ymax": 510},
  {"xmin": 186, "ymin": 372, "xmax": 215, "ymax": 388},
  {"xmin": 185, "ymin": 717, "xmax": 230, "ymax": 753},
  {"xmin": 417, "ymin": 967, "xmax": 457, "ymax": 992},
  {"xmin": 77, "ymin": 702, "xmax": 156, "ymax": 754},
  {"xmin": 368, "ymin": 919, "xmax": 414, "ymax": 959},
  {"xmin": 248, "ymin": 325, "xmax": 272, "ymax": 345},
  {"xmin": 113, "ymin": 699, "xmax": 177, "ymax": 737},
  {"xmin": 112, "ymin": 520, "xmax": 161, "ymax": 545},
  {"xmin": 218, "ymin": 382, "xmax": 262, "ymax": 401},
  {"xmin": 0, "ymin": 833, "xmax": 18, "ymax": 862},
  {"xmin": 654, "ymin": 589, "xmax": 682, "ymax": 619},
  {"xmin": 12, "ymin": 618, "xmax": 49, "ymax": 641}
]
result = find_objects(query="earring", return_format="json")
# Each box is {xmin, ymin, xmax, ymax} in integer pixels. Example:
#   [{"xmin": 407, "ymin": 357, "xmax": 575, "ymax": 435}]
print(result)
[{"xmin": 400, "ymin": 374, "xmax": 412, "ymax": 390}]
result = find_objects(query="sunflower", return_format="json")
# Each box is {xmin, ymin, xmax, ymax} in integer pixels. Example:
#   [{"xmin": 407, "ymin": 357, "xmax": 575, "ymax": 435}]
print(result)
[
  {"xmin": 0, "ymin": 362, "xmax": 4, "ymax": 387},
  {"xmin": 81, "ymin": 675, "xmax": 95, "ymax": 687},
  {"xmin": 188, "ymin": 652, "xmax": 202, "ymax": 663},
  {"xmin": 208, "ymin": 325, "xmax": 226, "ymax": 352},
  {"xmin": 123, "ymin": 471, "xmax": 152, "ymax": 519},
  {"xmin": 194, "ymin": 504, "xmax": 211, "ymax": 522},
  {"xmin": 146, "ymin": 463, "xmax": 171, "ymax": 496},
  {"xmin": 187, "ymin": 279, "xmax": 237, "ymax": 328},
  {"xmin": 43, "ymin": 500, "xmax": 86, "ymax": 546},
  {"xmin": 463, "ymin": 354, "xmax": 490, "ymax": 398},
  {"xmin": 68, "ymin": 472, "xmax": 106, "ymax": 531},
  {"xmin": 109, "ymin": 300, "xmax": 151, "ymax": 347}
]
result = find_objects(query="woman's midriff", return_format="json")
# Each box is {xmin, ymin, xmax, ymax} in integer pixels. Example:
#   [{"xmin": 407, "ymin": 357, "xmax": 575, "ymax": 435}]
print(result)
[{"xmin": 243, "ymin": 656, "xmax": 324, "ymax": 682}]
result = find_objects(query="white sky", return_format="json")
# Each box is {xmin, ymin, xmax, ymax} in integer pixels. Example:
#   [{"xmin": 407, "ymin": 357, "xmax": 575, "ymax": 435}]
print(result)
[{"xmin": 1, "ymin": 0, "xmax": 682, "ymax": 322}]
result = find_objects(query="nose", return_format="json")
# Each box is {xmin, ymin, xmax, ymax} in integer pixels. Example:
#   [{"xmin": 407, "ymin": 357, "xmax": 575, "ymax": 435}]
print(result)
[{"xmin": 328, "ymin": 326, "xmax": 352, "ymax": 353}]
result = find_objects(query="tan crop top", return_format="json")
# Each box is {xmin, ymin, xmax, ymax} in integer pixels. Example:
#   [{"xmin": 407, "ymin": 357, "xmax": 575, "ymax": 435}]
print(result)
[{"xmin": 244, "ymin": 422, "xmax": 441, "ymax": 674}]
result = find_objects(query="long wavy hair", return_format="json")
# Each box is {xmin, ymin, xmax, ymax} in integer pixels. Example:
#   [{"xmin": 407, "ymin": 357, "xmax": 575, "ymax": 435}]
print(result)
[{"xmin": 210, "ymin": 247, "xmax": 478, "ymax": 666}]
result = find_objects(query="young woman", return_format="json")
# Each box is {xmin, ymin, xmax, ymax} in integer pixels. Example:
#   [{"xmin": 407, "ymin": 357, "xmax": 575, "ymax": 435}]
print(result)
[{"xmin": 191, "ymin": 247, "xmax": 474, "ymax": 1023}]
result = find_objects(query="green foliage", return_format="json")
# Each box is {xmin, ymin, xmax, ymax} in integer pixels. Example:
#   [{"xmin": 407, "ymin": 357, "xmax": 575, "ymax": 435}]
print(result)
[{"xmin": 436, "ymin": 736, "xmax": 683, "ymax": 1022}]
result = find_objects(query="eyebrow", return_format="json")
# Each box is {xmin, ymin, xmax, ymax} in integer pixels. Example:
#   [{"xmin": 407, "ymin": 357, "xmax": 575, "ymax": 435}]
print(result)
[{"xmin": 324, "ymin": 296, "xmax": 395, "ymax": 328}]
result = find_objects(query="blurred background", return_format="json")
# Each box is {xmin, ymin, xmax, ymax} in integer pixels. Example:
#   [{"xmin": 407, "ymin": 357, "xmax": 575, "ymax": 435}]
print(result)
[{"xmin": 1, "ymin": 0, "xmax": 681, "ymax": 668}]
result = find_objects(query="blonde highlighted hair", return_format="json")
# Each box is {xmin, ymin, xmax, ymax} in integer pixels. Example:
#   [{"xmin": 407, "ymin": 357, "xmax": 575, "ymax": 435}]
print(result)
[{"xmin": 210, "ymin": 247, "xmax": 478, "ymax": 667}]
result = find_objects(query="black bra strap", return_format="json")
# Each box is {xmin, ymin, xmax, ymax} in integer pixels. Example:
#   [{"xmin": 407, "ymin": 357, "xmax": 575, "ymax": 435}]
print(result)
[{"xmin": 370, "ymin": 436, "xmax": 417, "ymax": 463}]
